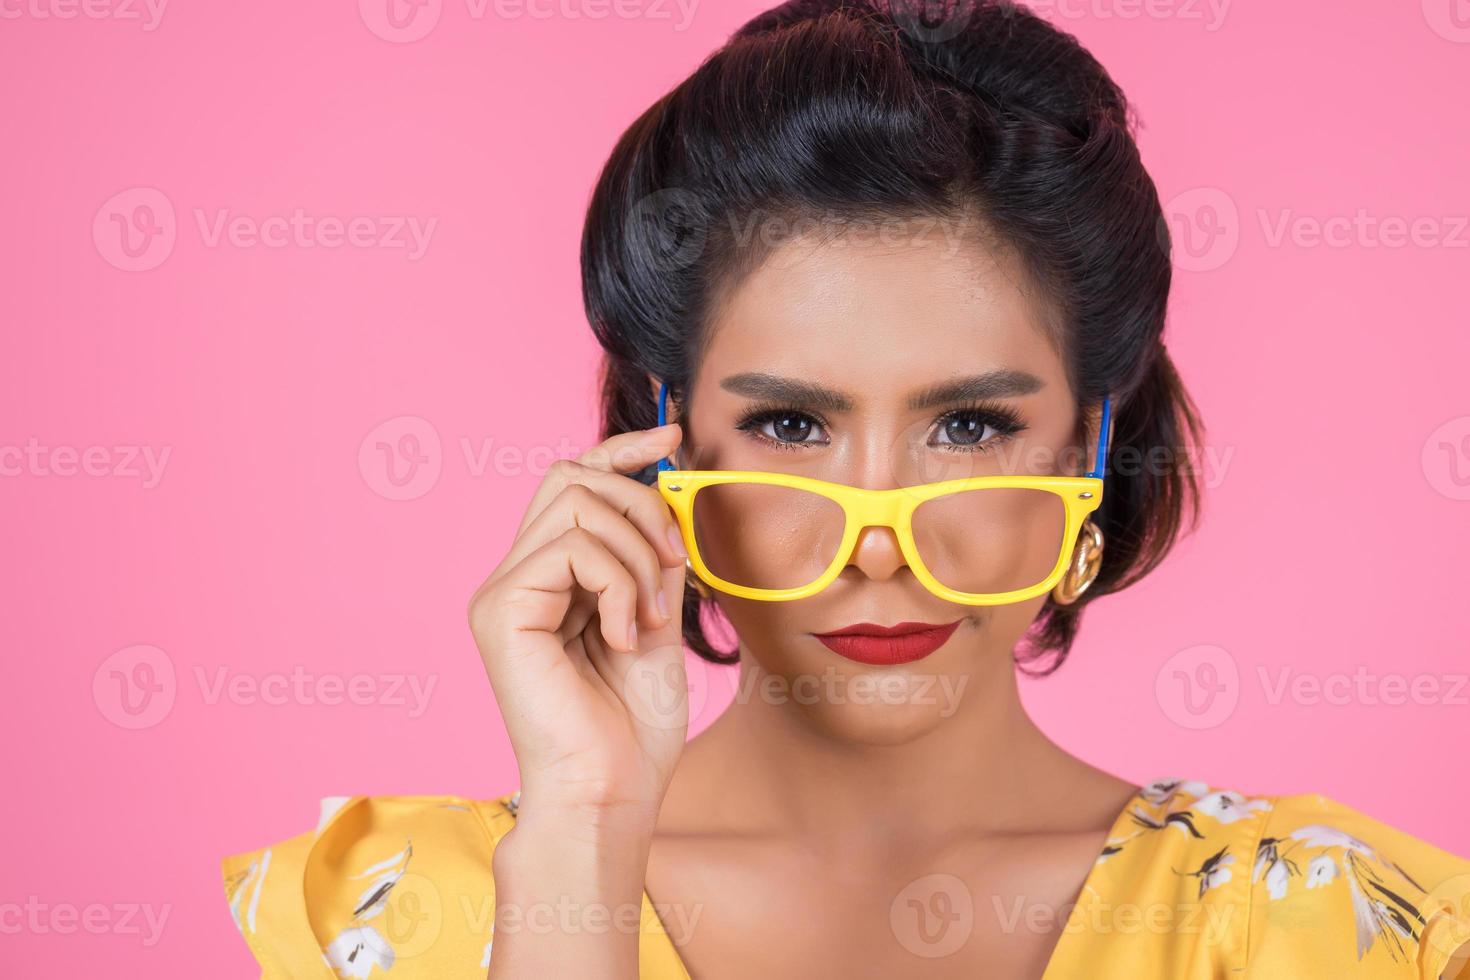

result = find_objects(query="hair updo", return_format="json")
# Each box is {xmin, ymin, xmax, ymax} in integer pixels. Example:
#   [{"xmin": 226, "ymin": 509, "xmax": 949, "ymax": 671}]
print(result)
[{"xmin": 581, "ymin": 0, "xmax": 1203, "ymax": 673}]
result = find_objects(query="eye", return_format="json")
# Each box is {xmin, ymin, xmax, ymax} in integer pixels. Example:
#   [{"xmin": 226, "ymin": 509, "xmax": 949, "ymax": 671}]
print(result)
[
  {"xmin": 930, "ymin": 404, "xmax": 1026, "ymax": 453},
  {"xmin": 734, "ymin": 405, "xmax": 830, "ymax": 451}
]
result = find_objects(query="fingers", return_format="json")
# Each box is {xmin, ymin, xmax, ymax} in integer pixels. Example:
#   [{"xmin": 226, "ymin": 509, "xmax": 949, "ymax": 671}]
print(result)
[
  {"xmin": 517, "ymin": 424, "xmax": 683, "ymax": 540},
  {"xmin": 575, "ymin": 423, "xmax": 683, "ymax": 474},
  {"xmin": 468, "ymin": 422, "xmax": 692, "ymax": 694},
  {"xmin": 495, "ymin": 431, "xmax": 688, "ymax": 623},
  {"xmin": 515, "ymin": 483, "xmax": 674, "ymax": 632},
  {"xmin": 482, "ymin": 526, "xmax": 645, "ymax": 663}
]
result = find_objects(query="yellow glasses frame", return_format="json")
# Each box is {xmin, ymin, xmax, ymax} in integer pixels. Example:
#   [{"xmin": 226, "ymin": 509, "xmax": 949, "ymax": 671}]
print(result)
[{"xmin": 653, "ymin": 383, "xmax": 1113, "ymax": 606}]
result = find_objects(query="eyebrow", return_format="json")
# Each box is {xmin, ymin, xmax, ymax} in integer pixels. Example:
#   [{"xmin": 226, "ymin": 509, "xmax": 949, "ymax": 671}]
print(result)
[{"xmin": 719, "ymin": 369, "xmax": 1044, "ymax": 412}]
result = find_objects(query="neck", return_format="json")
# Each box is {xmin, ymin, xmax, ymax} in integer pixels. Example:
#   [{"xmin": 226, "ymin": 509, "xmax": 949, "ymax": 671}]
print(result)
[{"xmin": 668, "ymin": 642, "xmax": 1112, "ymax": 850}]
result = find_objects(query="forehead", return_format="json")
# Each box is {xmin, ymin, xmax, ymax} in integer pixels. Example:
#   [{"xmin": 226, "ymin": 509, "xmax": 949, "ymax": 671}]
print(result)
[{"xmin": 698, "ymin": 225, "xmax": 1064, "ymax": 399}]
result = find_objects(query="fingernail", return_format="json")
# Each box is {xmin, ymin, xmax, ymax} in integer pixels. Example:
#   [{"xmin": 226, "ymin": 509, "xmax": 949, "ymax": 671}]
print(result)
[
  {"xmin": 657, "ymin": 588, "xmax": 670, "ymax": 620},
  {"xmin": 666, "ymin": 524, "xmax": 688, "ymax": 558},
  {"xmin": 627, "ymin": 622, "xmax": 639, "ymax": 651}
]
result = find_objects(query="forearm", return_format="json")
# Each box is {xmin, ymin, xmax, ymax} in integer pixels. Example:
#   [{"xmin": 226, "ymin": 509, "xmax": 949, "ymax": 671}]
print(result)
[{"xmin": 486, "ymin": 805, "xmax": 657, "ymax": 980}]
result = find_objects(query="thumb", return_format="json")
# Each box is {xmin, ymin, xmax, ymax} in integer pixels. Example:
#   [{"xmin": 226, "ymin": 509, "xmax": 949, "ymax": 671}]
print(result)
[
  {"xmin": 611, "ymin": 558, "xmax": 691, "ymax": 736},
  {"xmin": 645, "ymin": 557, "xmax": 688, "ymax": 652}
]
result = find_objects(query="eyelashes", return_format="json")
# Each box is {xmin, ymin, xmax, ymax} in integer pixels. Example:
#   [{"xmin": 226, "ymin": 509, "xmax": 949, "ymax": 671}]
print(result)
[
  {"xmin": 733, "ymin": 401, "xmax": 829, "ymax": 452},
  {"xmin": 732, "ymin": 400, "xmax": 1028, "ymax": 454}
]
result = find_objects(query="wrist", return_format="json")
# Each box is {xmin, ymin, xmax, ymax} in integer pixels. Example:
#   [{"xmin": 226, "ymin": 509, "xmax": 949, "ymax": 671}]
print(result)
[
  {"xmin": 493, "ymin": 802, "xmax": 657, "ymax": 900},
  {"xmin": 512, "ymin": 794, "xmax": 661, "ymax": 844},
  {"xmin": 489, "ymin": 808, "xmax": 655, "ymax": 977}
]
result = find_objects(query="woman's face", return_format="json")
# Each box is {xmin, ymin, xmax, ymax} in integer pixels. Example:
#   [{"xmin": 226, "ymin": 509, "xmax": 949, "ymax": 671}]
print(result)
[{"xmin": 660, "ymin": 220, "xmax": 1094, "ymax": 744}]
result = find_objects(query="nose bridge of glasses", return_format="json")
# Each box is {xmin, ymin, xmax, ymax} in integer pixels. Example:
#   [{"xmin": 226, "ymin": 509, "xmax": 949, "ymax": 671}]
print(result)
[
  {"xmin": 839, "ymin": 483, "xmax": 916, "ymax": 536},
  {"xmin": 840, "ymin": 488, "xmax": 910, "ymax": 575}
]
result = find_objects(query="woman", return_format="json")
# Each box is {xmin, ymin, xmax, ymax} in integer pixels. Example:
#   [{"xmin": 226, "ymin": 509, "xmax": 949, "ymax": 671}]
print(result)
[{"xmin": 222, "ymin": 1, "xmax": 1470, "ymax": 976}]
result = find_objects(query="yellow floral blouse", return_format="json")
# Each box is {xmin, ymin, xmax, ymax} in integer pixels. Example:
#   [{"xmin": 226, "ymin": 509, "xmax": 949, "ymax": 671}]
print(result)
[{"xmin": 222, "ymin": 777, "xmax": 1470, "ymax": 978}]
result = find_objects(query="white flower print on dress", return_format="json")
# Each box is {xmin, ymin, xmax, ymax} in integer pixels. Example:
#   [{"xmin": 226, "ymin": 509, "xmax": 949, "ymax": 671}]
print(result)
[
  {"xmin": 1253, "ymin": 834, "xmax": 1295, "ymax": 898},
  {"xmin": 1305, "ymin": 854, "xmax": 1338, "ymax": 889},
  {"xmin": 1254, "ymin": 821, "xmax": 1429, "ymax": 964},
  {"xmin": 1181, "ymin": 847, "xmax": 1235, "ymax": 898},
  {"xmin": 322, "ymin": 839, "xmax": 415, "ymax": 978},
  {"xmin": 1290, "ymin": 824, "xmax": 1375, "ymax": 855},
  {"xmin": 1192, "ymin": 790, "xmax": 1271, "ymax": 825},
  {"xmin": 1105, "ymin": 779, "xmax": 1273, "ymax": 867},
  {"xmin": 225, "ymin": 848, "xmax": 272, "ymax": 935},
  {"xmin": 325, "ymin": 924, "xmax": 397, "ymax": 978}
]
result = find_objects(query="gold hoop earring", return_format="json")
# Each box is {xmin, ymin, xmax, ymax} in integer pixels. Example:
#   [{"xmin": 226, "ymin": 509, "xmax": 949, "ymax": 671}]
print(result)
[
  {"xmin": 685, "ymin": 557, "xmax": 713, "ymax": 600},
  {"xmin": 1052, "ymin": 518, "xmax": 1104, "ymax": 606}
]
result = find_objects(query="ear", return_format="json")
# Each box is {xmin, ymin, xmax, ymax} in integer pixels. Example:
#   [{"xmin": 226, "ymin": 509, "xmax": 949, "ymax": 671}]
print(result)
[
  {"xmin": 648, "ymin": 374, "xmax": 687, "ymax": 427},
  {"xmin": 1087, "ymin": 396, "xmax": 1105, "ymax": 476},
  {"xmin": 1080, "ymin": 396, "xmax": 1112, "ymax": 477},
  {"xmin": 646, "ymin": 373, "xmax": 665, "ymax": 416}
]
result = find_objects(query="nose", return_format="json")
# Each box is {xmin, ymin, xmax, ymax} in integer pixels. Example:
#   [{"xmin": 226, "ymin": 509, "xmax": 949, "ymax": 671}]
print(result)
[{"xmin": 841, "ymin": 523, "xmax": 910, "ymax": 584}]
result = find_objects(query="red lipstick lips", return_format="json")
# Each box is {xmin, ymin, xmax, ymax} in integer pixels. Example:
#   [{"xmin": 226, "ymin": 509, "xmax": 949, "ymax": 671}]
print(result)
[{"xmin": 812, "ymin": 620, "xmax": 962, "ymax": 666}]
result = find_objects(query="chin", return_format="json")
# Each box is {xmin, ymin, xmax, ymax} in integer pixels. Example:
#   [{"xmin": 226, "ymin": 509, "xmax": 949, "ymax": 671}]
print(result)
[
  {"xmin": 742, "ymin": 646, "xmax": 977, "ymax": 746},
  {"xmin": 791, "ymin": 691, "xmax": 967, "ymax": 746}
]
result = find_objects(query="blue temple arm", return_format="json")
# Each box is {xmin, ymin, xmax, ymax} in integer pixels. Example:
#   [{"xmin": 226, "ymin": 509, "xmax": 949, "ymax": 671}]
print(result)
[
  {"xmin": 657, "ymin": 381, "xmax": 674, "ymax": 472},
  {"xmin": 1087, "ymin": 395, "xmax": 1112, "ymax": 480}
]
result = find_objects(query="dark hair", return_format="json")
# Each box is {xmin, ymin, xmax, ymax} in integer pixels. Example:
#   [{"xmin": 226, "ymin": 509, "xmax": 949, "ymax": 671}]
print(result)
[{"xmin": 582, "ymin": 0, "xmax": 1203, "ymax": 673}]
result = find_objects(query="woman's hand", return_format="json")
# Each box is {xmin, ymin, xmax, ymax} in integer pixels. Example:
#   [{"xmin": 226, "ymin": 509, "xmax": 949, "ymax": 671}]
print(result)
[{"xmin": 467, "ymin": 422, "xmax": 691, "ymax": 829}]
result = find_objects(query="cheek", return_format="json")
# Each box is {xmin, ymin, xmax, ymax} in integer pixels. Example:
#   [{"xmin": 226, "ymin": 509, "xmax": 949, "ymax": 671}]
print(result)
[
  {"xmin": 708, "ymin": 595, "xmax": 793, "ymax": 652},
  {"xmin": 986, "ymin": 594, "xmax": 1052, "ymax": 640}
]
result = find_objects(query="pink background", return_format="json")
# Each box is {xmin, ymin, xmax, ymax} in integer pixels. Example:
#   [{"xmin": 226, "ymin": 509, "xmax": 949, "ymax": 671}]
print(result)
[{"xmin": 3, "ymin": 0, "xmax": 1469, "ymax": 975}]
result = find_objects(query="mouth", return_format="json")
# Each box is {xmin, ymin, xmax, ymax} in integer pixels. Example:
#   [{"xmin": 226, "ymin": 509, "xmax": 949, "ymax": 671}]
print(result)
[{"xmin": 810, "ymin": 619, "xmax": 964, "ymax": 666}]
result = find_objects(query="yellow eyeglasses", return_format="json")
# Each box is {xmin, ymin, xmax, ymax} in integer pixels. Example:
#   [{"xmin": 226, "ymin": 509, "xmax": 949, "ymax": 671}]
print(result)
[{"xmin": 654, "ymin": 381, "xmax": 1111, "ymax": 605}]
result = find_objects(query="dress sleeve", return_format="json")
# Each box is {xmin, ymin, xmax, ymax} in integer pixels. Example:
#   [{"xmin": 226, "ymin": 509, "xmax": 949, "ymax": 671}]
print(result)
[
  {"xmin": 1245, "ymin": 792, "xmax": 1470, "ymax": 979},
  {"xmin": 221, "ymin": 794, "xmax": 513, "ymax": 979}
]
